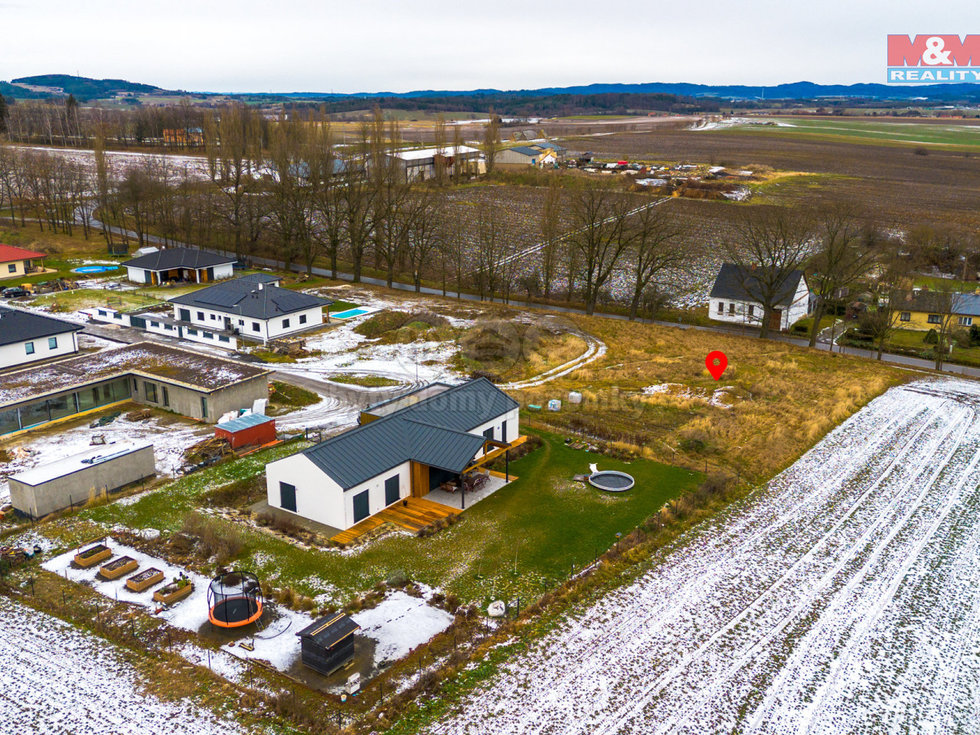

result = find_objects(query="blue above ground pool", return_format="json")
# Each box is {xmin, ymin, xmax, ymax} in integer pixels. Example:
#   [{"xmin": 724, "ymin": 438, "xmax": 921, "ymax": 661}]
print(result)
[
  {"xmin": 331, "ymin": 307, "xmax": 371, "ymax": 319},
  {"xmin": 73, "ymin": 265, "xmax": 119, "ymax": 274}
]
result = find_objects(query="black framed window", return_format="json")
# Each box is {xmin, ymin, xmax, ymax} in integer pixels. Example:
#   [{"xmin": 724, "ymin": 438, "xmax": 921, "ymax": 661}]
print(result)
[{"xmin": 280, "ymin": 482, "xmax": 297, "ymax": 512}]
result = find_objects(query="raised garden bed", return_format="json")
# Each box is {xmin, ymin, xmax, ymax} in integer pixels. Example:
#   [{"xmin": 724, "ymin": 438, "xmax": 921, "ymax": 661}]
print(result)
[
  {"xmin": 153, "ymin": 578, "xmax": 194, "ymax": 605},
  {"xmin": 99, "ymin": 556, "xmax": 139, "ymax": 580},
  {"xmin": 125, "ymin": 567, "xmax": 164, "ymax": 592},
  {"xmin": 73, "ymin": 544, "xmax": 111, "ymax": 568}
]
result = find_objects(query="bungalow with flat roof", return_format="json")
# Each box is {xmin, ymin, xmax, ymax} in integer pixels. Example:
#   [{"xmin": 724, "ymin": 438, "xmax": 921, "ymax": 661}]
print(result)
[
  {"xmin": 0, "ymin": 306, "xmax": 83, "ymax": 370},
  {"xmin": 265, "ymin": 379, "xmax": 522, "ymax": 532},
  {"xmin": 0, "ymin": 341, "xmax": 272, "ymax": 437},
  {"xmin": 0, "ymin": 243, "xmax": 46, "ymax": 280},
  {"xmin": 169, "ymin": 275, "xmax": 332, "ymax": 343},
  {"xmin": 121, "ymin": 248, "xmax": 237, "ymax": 285}
]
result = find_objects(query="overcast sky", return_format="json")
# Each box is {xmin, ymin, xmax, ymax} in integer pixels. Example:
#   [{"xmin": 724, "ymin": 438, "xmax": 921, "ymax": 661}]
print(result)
[{"xmin": 0, "ymin": 1, "xmax": 975, "ymax": 93}]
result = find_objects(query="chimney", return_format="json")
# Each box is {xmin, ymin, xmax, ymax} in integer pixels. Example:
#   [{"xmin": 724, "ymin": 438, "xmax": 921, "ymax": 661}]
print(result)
[{"xmin": 258, "ymin": 283, "xmax": 264, "ymax": 291}]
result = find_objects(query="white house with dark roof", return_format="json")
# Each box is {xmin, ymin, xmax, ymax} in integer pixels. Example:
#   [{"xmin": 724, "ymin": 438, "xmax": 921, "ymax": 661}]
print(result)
[
  {"xmin": 169, "ymin": 274, "xmax": 331, "ymax": 343},
  {"xmin": 265, "ymin": 379, "xmax": 522, "ymax": 531},
  {"xmin": 0, "ymin": 306, "xmax": 83, "ymax": 370},
  {"xmin": 121, "ymin": 247, "xmax": 237, "ymax": 285},
  {"xmin": 708, "ymin": 263, "xmax": 811, "ymax": 332}
]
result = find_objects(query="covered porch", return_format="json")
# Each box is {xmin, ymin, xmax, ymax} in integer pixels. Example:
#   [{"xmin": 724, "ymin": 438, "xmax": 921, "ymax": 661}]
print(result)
[
  {"xmin": 410, "ymin": 435, "xmax": 526, "ymax": 510},
  {"xmin": 145, "ymin": 267, "xmax": 213, "ymax": 285}
]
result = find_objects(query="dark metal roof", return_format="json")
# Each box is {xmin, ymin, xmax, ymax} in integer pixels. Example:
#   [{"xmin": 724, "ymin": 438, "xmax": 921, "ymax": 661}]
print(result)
[
  {"xmin": 296, "ymin": 613, "xmax": 360, "ymax": 648},
  {"xmin": 709, "ymin": 263, "xmax": 807, "ymax": 307},
  {"xmin": 507, "ymin": 146, "xmax": 541, "ymax": 157},
  {"xmin": 0, "ymin": 306, "xmax": 83, "ymax": 347},
  {"xmin": 301, "ymin": 378, "xmax": 518, "ymax": 490},
  {"xmin": 121, "ymin": 248, "xmax": 236, "ymax": 271},
  {"xmin": 234, "ymin": 272, "xmax": 281, "ymax": 286},
  {"xmin": 170, "ymin": 278, "xmax": 331, "ymax": 320}
]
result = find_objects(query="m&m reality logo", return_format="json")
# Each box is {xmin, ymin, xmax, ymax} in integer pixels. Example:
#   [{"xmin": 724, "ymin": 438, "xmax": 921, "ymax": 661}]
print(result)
[{"xmin": 887, "ymin": 35, "xmax": 980, "ymax": 83}]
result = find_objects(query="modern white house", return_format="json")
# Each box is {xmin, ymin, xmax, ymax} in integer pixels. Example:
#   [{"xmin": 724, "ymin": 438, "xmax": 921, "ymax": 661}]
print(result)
[
  {"xmin": 121, "ymin": 248, "xmax": 237, "ymax": 285},
  {"xmin": 265, "ymin": 379, "xmax": 521, "ymax": 531},
  {"xmin": 168, "ymin": 274, "xmax": 332, "ymax": 344},
  {"xmin": 0, "ymin": 306, "xmax": 83, "ymax": 370},
  {"xmin": 708, "ymin": 263, "xmax": 811, "ymax": 332}
]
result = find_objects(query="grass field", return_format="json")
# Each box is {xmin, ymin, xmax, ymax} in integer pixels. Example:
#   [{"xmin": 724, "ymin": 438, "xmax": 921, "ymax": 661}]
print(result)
[
  {"xmin": 724, "ymin": 117, "xmax": 980, "ymax": 150},
  {"xmin": 69, "ymin": 429, "xmax": 697, "ymax": 606}
]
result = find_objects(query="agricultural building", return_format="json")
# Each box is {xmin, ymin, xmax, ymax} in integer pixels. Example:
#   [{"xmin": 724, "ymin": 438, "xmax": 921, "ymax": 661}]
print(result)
[
  {"xmin": 7, "ymin": 442, "xmax": 155, "ymax": 518},
  {"xmin": 121, "ymin": 248, "xmax": 236, "ymax": 285},
  {"xmin": 496, "ymin": 145, "xmax": 557, "ymax": 169},
  {"xmin": 168, "ymin": 274, "xmax": 330, "ymax": 344},
  {"xmin": 893, "ymin": 290, "xmax": 980, "ymax": 330},
  {"xmin": 0, "ymin": 243, "xmax": 46, "ymax": 280},
  {"xmin": 296, "ymin": 613, "xmax": 360, "ymax": 675},
  {"xmin": 265, "ymin": 378, "xmax": 521, "ymax": 531},
  {"xmin": 0, "ymin": 341, "xmax": 272, "ymax": 437},
  {"xmin": 384, "ymin": 146, "xmax": 483, "ymax": 182},
  {"xmin": 708, "ymin": 263, "xmax": 811, "ymax": 332},
  {"xmin": 0, "ymin": 306, "xmax": 83, "ymax": 370},
  {"xmin": 215, "ymin": 412, "xmax": 276, "ymax": 449}
]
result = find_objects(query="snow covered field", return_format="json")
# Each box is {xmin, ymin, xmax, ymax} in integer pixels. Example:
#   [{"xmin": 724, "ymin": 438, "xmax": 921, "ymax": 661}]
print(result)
[
  {"xmin": 0, "ymin": 597, "xmax": 242, "ymax": 735},
  {"xmin": 432, "ymin": 379, "xmax": 980, "ymax": 735}
]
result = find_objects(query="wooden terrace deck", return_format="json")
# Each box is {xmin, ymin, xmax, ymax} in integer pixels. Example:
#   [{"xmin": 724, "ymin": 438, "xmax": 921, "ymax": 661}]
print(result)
[{"xmin": 330, "ymin": 497, "xmax": 460, "ymax": 547}]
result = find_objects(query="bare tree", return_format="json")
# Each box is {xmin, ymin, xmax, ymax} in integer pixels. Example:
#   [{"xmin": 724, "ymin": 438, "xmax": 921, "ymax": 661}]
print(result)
[
  {"xmin": 806, "ymin": 204, "xmax": 879, "ymax": 347},
  {"xmin": 568, "ymin": 182, "xmax": 633, "ymax": 315},
  {"xmin": 482, "ymin": 108, "xmax": 500, "ymax": 175},
  {"xmin": 722, "ymin": 206, "xmax": 816, "ymax": 339},
  {"xmin": 626, "ymin": 200, "xmax": 684, "ymax": 320},
  {"xmin": 539, "ymin": 176, "xmax": 563, "ymax": 299}
]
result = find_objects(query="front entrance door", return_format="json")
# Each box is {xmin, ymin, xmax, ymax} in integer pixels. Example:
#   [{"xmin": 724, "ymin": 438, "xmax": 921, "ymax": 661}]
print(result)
[
  {"xmin": 385, "ymin": 475, "xmax": 400, "ymax": 505},
  {"xmin": 769, "ymin": 309, "xmax": 782, "ymax": 331},
  {"xmin": 353, "ymin": 490, "xmax": 370, "ymax": 523}
]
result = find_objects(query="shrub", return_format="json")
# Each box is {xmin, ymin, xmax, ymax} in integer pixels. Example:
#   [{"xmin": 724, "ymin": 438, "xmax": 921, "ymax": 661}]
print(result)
[
  {"xmin": 924, "ymin": 328, "xmax": 939, "ymax": 344},
  {"xmin": 180, "ymin": 512, "xmax": 243, "ymax": 566}
]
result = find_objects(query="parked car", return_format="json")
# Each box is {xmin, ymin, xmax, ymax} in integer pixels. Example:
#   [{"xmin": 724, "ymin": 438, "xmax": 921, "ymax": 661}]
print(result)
[{"xmin": 2, "ymin": 287, "xmax": 30, "ymax": 298}]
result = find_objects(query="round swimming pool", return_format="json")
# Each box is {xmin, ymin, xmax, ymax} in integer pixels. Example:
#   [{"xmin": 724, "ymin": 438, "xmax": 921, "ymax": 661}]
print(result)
[
  {"xmin": 588, "ymin": 471, "xmax": 635, "ymax": 492},
  {"xmin": 73, "ymin": 265, "xmax": 119, "ymax": 274}
]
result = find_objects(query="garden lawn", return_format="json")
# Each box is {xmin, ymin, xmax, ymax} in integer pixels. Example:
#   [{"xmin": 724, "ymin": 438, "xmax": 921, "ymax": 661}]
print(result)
[{"xmin": 69, "ymin": 430, "xmax": 698, "ymax": 607}]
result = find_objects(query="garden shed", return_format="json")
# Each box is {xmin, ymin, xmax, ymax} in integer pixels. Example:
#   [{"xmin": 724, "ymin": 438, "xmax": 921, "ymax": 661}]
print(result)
[
  {"xmin": 215, "ymin": 413, "xmax": 276, "ymax": 449},
  {"xmin": 296, "ymin": 613, "xmax": 360, "ymax": 675}
]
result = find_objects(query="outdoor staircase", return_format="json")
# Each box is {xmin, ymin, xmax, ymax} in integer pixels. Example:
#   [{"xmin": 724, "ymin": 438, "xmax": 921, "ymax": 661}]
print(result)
[{"xmin": 329, "ymin": 497, "xmax": 459, "ymax": 547}]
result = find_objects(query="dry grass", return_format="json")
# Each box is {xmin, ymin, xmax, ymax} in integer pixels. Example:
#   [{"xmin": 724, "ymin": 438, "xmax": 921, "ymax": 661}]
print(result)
[{"xmin": 519, "ymin": 316, "xmax": 908, "ymax": 481}]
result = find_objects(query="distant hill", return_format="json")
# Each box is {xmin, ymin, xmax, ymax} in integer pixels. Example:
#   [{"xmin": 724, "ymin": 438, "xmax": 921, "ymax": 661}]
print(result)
[
  {"xmin": 6, "ymin": 74, "xmax": 166, "ymax": 99},
  {"xmin": 3, "ymin": 74, "xmax": 979, "ymax": 103}
]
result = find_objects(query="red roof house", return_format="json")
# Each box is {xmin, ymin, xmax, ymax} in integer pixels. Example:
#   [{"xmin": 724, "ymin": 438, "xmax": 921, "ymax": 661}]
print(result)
[{"xmin": 0, "ymin": 244, "xmax": 46, "ymax": 280}]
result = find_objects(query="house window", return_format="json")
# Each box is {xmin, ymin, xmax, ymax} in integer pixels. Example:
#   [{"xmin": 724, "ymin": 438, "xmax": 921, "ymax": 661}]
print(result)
[
  {"xmin": 728, "ymin": 303, "xmax": 735, "ymax": 315},
  {"xmin": 24, "ymin": 341, "xmax": 34, "ymax": 355},
  {"xmin": 187, "ymin": 328, "xmax": 198, "ymax": 336},
  {"xmin": 200, "ymin": 396, "xmax": 208, "ymax": 418},
  {"xmin": 927, "ymin": 314, "xmax": 942, "ymax": 324},
  {"xmin": 252, "ymin": 322, "xmax": 261, "ymax": 332},
  {"xmin": 162, "ymin": 386, "xmax": 170, "ymax": 407},
  {"xmin": 282, "ymin": 318, "xmax": 291, "ymax": 329},
  {"xmin": 959, "ymin": 316, "xmax": 973, "ymax": 326},
  {"xmin": 385, "ymin": 475, "xmax": 400, "ymax": 505},
  {"xmin": 196, "ymin": 311, "xmax": 204, "ymax": 320},
  {"xmin": 210, "ymin": 314, "xmax": 217, "ymax": 320},
  {"xmin": 717, "ymin": 302, "xmax": 724, "ymax": 314},
  {"xmin": 238, "ymin": 319, "xmax": 244, "ymax": 326},
  {"xmin": 143, "ymin": 382, "xmax": 157, "ymax": 402},
  {"xmin": 900, "ymin": 312, "xmax": 910, "ymax": 322},
  {"xmin": 748, "ymin": 305, "xmax": 755, "ymax": 317},
  {"xmin": 483, "ymin": 426, "xmax": 494, "ymax": 441},
  {"xmin": 48, "ymin": 337, "xmax": 58, "ymax": 350},
  {"xmin": 299, "ymin": 314, "xmax": 307, "ymax": 324},
  {"xmin": 219, "ymin": 335, "xmax": 230, "ymax": 343},
  {"xmin": 280, "ymin": 482, "xmax": 297, "ymax": 512},
  {"xmin": 7, "ymin": 264, "xmax": 15, "ymax": 273}
]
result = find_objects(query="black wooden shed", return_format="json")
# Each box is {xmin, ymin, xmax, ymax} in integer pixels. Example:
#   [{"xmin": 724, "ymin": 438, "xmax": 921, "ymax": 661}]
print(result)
[{"xmin": 296, "ymin": 613, "xmax": 360, "ymax": 675}]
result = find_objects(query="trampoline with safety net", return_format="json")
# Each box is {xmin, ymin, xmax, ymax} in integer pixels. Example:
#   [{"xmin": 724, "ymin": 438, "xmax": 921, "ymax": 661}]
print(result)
[{"xmin": 207, "ymin": 570, "xmax": 264, "ymax": 628}]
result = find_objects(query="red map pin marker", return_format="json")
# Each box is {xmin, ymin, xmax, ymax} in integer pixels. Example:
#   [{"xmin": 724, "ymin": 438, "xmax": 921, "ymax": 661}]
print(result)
[{"xmin": 706, "ymin": 350, "xmax": 727, "ymax": 381}]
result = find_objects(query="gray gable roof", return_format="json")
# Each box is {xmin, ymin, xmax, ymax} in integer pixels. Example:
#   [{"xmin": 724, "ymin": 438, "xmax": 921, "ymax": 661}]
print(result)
[
  {"xmin": 709, "ymin": 263, "xmax": 807, "ymax": 308},
  {"xmin": 0, "ymin": 306, "xmax": 83, "ymax": 347},
  {"xmin": 300, "ymin": 378, "xmax": 518, "ymax": 490},
  {"xmin": 121, "ymin": 248, "xmax": 236, "ymax": 271},
  {"xmin": 169, "ymin": 278, "xmax": 331, "ymax": 320}
]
